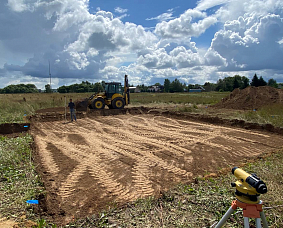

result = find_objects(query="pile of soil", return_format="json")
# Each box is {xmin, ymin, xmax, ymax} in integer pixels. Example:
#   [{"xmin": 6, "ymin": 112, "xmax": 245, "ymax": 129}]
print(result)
[{"xmin": 214, "ymin": 86, "xmax": 283, "ymax": 110}]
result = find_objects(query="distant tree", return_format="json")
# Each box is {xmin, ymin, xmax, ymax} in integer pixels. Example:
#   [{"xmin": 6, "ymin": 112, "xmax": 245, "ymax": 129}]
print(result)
[
  {"xmin": 0, "ymin": 84, "xmax": 38, "ymax": 93},
  {"xmin": 45, "ymin": 84, "xmax": 52, "ymax": 93},
  {"xmin": 258, "ymin": 76, "xmax": 267, "ymax": 86},
  {"xmin": 233, "ymin": 77, "xmax": 240, "ymax": 90},
  {"xmin": 101, "ymin": 81, "xmax": 106, "ymax": 90},
  {"xmin": 93, "ymin": 82, "xmax": 104, "ymax": 92},
  {"xmin": 169, "ymin": 79, "xmax": 183, "ymax": 93},
  {"xmin": 267, "ymin": 78, "xmax": 278, "ymax": 88},
  {"xmin": 154, "ymin": 83, "xmax": 162, "ymax": 87},
  {"xmin": 251, "ymin": 74, "xmax": 259, "ymax": 87},
  {"xmin": 57, "ymin": 85, "xmax": 68, "ymax": 93},
  {"xmin": 242, "ymin": 76, "xmax": 250, "ymax": 89},
  {"xmin": 203, "ymin": 82, "xmax": 217, "ymax": 92},
  {"xmin": 188, "ymin": 84, "xmax": 195, "ymax": 90},
  {"xmin": 164, "ymin": 79, "xmax": 170, "ymax": 92}
]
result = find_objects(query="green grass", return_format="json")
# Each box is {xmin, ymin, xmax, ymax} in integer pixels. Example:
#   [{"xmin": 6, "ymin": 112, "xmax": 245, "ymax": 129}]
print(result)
[
  {"xmin": 0, "ymin": 134, "xmax": 44, "ymax": 221},
  {"xmin": 130, "ymin": 92, "xmax": 229, "ymax": 105},
  {"xmin": 0, "ymin": 92, "xmax": 229, "ymax": 124},
  {"xmin": 69, "ymin": 149, "xmax": 283, "ymax": 228},
  {"xmin": 236, "ymin": 103, "xmax": 283, "ymax": 127},
  {"xmin": 0, "ymin": 93, "xmax": 94, "ymax": 124},
  {"xmin": 0, "ymin": 92, "xmax": 228, "ymax": 124}
]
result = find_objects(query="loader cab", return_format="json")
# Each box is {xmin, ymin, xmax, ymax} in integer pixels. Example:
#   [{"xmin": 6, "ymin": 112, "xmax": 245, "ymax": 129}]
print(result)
[{"xmin": 105, "ymin": 82, "xmax": 123, "ymax": 99}]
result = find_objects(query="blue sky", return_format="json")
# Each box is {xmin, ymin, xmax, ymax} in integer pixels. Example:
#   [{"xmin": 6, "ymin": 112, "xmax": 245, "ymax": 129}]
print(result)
[{"xmin": 0, "ymin": 0, "xmax": 283, "ymax": 89}]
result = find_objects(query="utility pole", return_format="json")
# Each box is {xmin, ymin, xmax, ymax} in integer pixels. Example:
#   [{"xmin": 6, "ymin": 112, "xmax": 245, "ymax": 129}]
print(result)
[{"xmin": 49, "ymin": 60, "xmax": 52, "ymax": 90}]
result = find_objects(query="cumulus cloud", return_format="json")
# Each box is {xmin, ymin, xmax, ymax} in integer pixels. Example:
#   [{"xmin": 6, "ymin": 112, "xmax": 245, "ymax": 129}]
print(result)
[
  {"xmin": 137, "ymin": 45, "xmax": 203, "ymax": 70},
  {"xmin": 154, "ymin": 9, "xmax": 217, "ymax": 38},
  {"xmin": 211, "ymin": 13, "xmax": 283, "ymax": 71},
  {"xmin": 0, "ymin": 0, "xmax": 157, "ymax": 88},
  {"xmin": 1, "ymin": 0, "xmax": 283, "ymax": 89}
]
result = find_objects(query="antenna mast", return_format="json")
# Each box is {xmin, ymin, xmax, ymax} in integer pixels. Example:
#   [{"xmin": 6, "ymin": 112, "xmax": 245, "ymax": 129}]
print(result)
[{"xmin": 49, "ymin": 60, "xmax": 52, "ymax": 89}]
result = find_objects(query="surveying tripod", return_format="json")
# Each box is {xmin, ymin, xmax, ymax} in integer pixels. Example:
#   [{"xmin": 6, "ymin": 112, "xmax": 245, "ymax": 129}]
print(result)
[{"xmin": 214, "ymin": 167, "xmax": 268, "ymax": 228}]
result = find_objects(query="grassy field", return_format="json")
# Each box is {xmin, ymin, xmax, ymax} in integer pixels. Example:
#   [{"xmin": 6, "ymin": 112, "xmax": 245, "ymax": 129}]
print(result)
[
  {"xmin": 0, "ymin": 91, "xmax": 283, "ymax": 227},
  {"xmin": 0, "ymin": 134, "xmax": 44, "ymax": 226},
  {"xmin": 1, "ymin": 91, "xmax": 283, "ymax": 127},
  {"xmin": 0, "ymin": 92, "xmax": 229, "ymax": 124}
]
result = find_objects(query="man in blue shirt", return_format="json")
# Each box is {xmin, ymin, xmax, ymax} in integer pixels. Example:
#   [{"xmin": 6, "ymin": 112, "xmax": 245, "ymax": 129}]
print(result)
[{"xmin": 68, "ymin": 99, "xmax": 77, "ymax": 122}]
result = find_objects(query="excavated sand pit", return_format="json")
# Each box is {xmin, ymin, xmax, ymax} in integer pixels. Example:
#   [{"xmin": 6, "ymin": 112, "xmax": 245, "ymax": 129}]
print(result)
[{"xmin": 30, "ymin": 110, "xmax": 283, "ymax": 224}]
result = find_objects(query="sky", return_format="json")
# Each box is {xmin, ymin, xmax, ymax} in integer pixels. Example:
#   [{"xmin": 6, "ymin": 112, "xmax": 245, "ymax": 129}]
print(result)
[{"xmin": 0, "ymin": 0, "xmax": 283, "ymax": 89}]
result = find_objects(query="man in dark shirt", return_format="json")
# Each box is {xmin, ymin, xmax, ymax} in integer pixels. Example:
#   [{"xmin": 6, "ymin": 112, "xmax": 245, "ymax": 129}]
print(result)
[{"xmin": 68, "ymin": 99, "xmax": 77, "ymax": 122}]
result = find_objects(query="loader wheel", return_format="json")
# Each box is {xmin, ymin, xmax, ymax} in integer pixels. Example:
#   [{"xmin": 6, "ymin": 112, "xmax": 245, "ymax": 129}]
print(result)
[
  {"xmin": 92, "ymin": 97, "xmax": 105, "ymax": 109},
  {"xmin": 112, "ymin": 97, "xmax": 125, "ymax": 109}
]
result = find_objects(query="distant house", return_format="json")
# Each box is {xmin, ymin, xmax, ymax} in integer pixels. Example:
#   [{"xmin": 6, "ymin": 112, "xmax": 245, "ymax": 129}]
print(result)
[
  {"xmin": 189, "ymin": 86, "xmax": 205, "ymax": 93},
  {"xmin": 129, "ymin": 86, "xmax": 141, "ymax": 93},
  {"xmin": 148, "ymin": 85, "xmax": 161, "ymax": 92}
]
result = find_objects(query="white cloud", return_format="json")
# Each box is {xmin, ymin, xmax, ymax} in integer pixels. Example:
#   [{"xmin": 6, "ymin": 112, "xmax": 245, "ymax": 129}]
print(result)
[
  {"xmin": 146, "ymin": 9, "xmax": 175, "ymax": 22},
  {"xmin": 195, "ymin": 0, "xmax": 231, "ymax": 11},
  {"xmin": 155, "ymin": 9, "xmax": 217, "ymax": 38},
  {"xmin": 1, "ymin": 0, "xmax": 283, "ymax": 89},
  {"xmin": 114, "ymin": 7, "xmax": 128, "ymax": 14},
  {"xmin": 210, "ymin": 13, "xmax": 283, "ymax": 71}
]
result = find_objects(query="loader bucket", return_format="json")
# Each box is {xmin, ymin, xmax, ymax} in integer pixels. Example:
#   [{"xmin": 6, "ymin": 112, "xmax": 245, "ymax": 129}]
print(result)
[{"xmin": 75, "ymin": 98, "xmax": 88, "ymax": 111}]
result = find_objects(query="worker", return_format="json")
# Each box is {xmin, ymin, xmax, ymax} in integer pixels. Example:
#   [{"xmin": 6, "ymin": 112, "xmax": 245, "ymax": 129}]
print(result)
[{"xmin": 68, "ymin": 99, "xmax": 77, "ymax": 122}]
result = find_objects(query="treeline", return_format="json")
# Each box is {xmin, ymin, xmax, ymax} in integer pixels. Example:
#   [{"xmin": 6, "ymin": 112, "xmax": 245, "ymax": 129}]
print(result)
[
  {"xmin": 214, "ymin": 74, "xmax": 279, "ymax": 92},
  {"xmin": 0, "ymin": 74, "xmax": 281, "ymax": 94},
  {"xmin": 0, "ymin": 84, "xmax": 38, "ymax": 94},
  {"xmin": 155, "ymin": 74, "xmax": 279, "ymax": 93},
  {"xmin": 57, "ymin": 81, "xmax": 105, "ymax": 93}
]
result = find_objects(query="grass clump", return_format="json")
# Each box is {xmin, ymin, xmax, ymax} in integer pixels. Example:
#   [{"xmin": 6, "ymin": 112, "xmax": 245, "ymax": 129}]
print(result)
[
  {"xmin": 237, "ymin": 104, "xmax": 283, "ymax": 127},
  {"xmin": 0, "ymin": 134, "xmax": 44, "ymax": 221}
]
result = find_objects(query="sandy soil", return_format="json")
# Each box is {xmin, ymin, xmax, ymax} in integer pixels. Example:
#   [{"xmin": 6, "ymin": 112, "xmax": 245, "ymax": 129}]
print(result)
[{"xmin": 31, "ymin": 113, "xmax": 283, "ymax": 224}]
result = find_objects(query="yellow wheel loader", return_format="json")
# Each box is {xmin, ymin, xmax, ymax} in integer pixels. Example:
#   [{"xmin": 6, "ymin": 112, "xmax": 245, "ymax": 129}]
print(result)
[{"xmin": 76, "ymin": 75, "xmax": 130, "ymax": 111}]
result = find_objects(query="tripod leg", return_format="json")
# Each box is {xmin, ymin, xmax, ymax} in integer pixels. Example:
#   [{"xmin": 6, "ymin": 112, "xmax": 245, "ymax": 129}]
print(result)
[
  {"xmin": 244, "ymin": 217, "xmax": 250, "ymax": 228},
  {"xmin": 260, "ymin": 211, "xmax": 268, "ymax": 228},
  {"xmin": 255, "ymin": 218, "xmax": 262, "ymax": 228},
  {"xmin": 215, "ymin": 206, "xmax": 235, "ymax": 228}
]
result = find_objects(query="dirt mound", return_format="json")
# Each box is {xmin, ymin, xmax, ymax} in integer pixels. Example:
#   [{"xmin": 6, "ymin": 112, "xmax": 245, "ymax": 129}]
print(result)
[
  {"xmin": 214, "ymin": 86, "xmax": 283, "ymax": 110},
  {"xmin": 75, "ymin": 98, "xmax": 88, "ymax": 111}
]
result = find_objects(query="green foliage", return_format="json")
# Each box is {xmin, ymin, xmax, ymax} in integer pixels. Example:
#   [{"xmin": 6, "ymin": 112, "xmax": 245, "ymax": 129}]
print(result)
[
  {"xmin": 203, "ymin": 82, "xmax": 217, "ymax": 92},
  {"xmin": 267, "ymin": 78, "xmax": 278, "ymax": 88},
  {"xmin": 251, "ymin": 74, "xmax": 267, "ymax": 87},
  {"xmin": 251, "ymin": 73, "xmax": 259, "ymax": 86},
  {"xmin": 164, "ymin": 79, "xmax": 170, "ymax": 92},
  {"xmin": 136, "ymin": 84, "xmax": 149, "ymax": 92},
  {"xmin": 169, "ymin": 78, "xmax": 184, "ymax": 92},
  {"xmin": 0, "ymin": 84, "xmax": 39, "ymax": 94},
  {"xmin": 45, "ymin": 84, "xmax": 52, "ymax": 93},
  {"xmin": 216, "ymin": 75, "xmax": 250, "ymax": 92},
  {"xmin": 258, "ymin": 76, "xmax": 267, "ymax": 86},
  {"xmin": 57, "ymin": 81, "xmax": 104, "ymax": 93}
]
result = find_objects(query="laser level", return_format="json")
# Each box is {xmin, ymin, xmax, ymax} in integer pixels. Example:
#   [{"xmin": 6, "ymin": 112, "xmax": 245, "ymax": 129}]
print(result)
[{"xmin": 213, "ymin": 167, "xmax": 269, "ymax": 228}]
